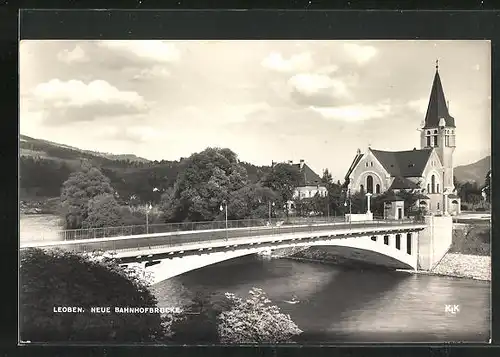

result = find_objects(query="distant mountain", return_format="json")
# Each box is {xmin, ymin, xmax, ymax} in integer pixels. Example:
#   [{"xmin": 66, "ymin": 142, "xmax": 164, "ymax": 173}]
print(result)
[
  {"xmin": 19, "ymin": 135, "xmax": 270, "ymax": 204},
  {"xmin": 20, "ymin": 134, "xmax": 150, "ymax": 163},
  {"xmin": 454, "ymin": 156, "xmax": 490, "ymax": 185}
]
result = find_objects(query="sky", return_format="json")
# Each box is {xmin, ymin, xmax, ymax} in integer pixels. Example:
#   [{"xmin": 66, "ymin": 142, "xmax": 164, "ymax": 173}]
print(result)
[{"xmin": 19, "ymin": 40, "xmax": 491, "ymax": 181}]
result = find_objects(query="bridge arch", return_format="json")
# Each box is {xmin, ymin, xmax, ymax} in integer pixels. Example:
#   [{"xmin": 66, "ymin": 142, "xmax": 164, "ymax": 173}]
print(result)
[{"xmin": 129, "ymin": 233, "xmax": 420, "ymax": 284}]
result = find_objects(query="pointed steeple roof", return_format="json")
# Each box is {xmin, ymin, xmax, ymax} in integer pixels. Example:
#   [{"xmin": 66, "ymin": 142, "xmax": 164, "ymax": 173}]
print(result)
[{"xmin": 423, "ymin": 60, "xmax": 456, "ymax": 129}]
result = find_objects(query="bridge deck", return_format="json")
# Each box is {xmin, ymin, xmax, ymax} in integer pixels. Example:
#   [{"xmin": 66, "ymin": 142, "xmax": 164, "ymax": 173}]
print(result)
[{"xmin": 22, "ymin": 220, "xmax": 426, "ymax": 259}]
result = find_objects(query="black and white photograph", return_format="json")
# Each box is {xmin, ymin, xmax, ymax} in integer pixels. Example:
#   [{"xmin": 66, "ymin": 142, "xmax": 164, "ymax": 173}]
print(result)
[{"xmin": 19, "ymin": 40, "xmax": 491, "ymax": 344}]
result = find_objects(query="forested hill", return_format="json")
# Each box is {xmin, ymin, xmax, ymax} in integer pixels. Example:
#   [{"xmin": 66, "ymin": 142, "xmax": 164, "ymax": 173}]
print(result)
[
  {"xmin": 454, "ymin": 155, "xmax": 491, "ymax": 185},
  {"xmin": 19, "ymin": 135, "xmax": 271, "ymax": 203}
]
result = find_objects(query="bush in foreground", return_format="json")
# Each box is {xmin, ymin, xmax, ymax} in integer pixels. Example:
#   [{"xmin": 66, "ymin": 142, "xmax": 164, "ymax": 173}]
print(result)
[
  {"xmin": 217, "ymin": 288, "xmax": 303, "ymax": 344},
  {"xmin": 20, "ymin": 248, "xmax": 167, "ymax": 343}
]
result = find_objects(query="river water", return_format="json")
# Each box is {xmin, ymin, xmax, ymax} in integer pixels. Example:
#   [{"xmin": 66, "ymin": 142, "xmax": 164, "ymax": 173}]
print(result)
[{"xmin": 20, "ymin": 214, "xmax": 491, "ymax": 343}]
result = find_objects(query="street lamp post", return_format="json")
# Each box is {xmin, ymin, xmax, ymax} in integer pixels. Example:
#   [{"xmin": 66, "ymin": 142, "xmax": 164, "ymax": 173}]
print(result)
[
  {"xmin": 268, "ymin": 201, "xmax": 275, "ymax": 224},
  {"xmin": 146, "ymin": 203, "xmax": 152, "ymax": 234},
  {"xmin": 326, "ymin": 192, "xmax": 330, "ymax": 221},
  {"xmin": 220, "ymin": 201, "xmax": 228, "ymax": 240}
]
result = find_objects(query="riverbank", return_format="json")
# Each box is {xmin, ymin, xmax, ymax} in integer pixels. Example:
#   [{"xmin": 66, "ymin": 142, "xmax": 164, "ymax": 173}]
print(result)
[
  {"xmin": 267, "ymin": 231, "xmax": 491, "ymax": 282},
  {"xmin": 426, "ymin": 252, "xmax": 490, "ymax": 281},
  {"xmin": 20, "ymin": 198, "xmax": 60, "ymax": 215}
]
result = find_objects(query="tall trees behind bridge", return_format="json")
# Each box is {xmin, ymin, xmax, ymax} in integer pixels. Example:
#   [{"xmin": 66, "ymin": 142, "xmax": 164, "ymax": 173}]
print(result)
[
  {"xmin": 60, "ymin": 162, "xmax": 119, "ymax": 229},
  {"xmin": 50, "ymin": 146, "xmax": 491, "ymax": 230}
]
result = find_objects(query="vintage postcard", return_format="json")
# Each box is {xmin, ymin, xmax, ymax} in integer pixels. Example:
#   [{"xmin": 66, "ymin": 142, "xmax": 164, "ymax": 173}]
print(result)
[{"xmin": 19, "ymin": 39, "xmax": 491, "ymax": 344}]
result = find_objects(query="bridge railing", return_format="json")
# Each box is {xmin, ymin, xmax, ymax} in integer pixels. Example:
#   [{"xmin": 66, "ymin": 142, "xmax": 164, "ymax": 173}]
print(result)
[
  {"xmin": 36, "ymin": 218, "xmax": 429, "ymax": 255},
  {"xmin": 56, "ymin": 216, "xmax": 349, "ymax": 241}
]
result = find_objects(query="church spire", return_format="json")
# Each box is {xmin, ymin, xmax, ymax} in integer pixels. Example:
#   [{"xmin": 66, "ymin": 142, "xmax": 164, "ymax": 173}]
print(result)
[{"xmin": 423, "ymin": 60, "xmax": 456, "ymax": 129}]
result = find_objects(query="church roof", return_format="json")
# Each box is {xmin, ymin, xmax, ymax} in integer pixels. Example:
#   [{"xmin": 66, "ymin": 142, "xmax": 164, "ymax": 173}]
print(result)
[
  {"xmin": 389, "ymin": 176, "xmax": 420, "ymax": 190},
  {"xmin": 292, "ymin": 163, "xmax": 323, "ymax": 186},
  {"xmin": 423, "ymin": 64, "xmax": 456, "ymax": 129},
  {"xmin": 370, "ymin": 148, "xmax": 433, "ymax": 177},
  {"xmin": 344, "ymin": 151, "xmax": 364, "ymax": 180}
]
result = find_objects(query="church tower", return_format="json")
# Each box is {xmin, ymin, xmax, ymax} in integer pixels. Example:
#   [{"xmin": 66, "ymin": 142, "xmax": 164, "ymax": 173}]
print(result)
[{"xmin": 420, "ymin": 60, "xmax": 457, "ymax": 194}]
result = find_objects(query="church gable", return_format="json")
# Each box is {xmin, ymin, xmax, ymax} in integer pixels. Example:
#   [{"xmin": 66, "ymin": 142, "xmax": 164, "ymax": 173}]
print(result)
[
  {"xmin": 347, "ymin": 150, "xmax": 391, "ymax": 192},
  {"xmin": 421, "ymin": 149, "xmax": 445, "ymax": 193}
]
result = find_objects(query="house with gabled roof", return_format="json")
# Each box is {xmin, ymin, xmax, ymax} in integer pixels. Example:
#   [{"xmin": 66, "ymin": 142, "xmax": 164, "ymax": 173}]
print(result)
[
  {"xmin": 272, "ymin": 159, "xmax": 327, "ymax": 200},
  {"xmin": 272, "ymin": 159, "xmax": 327, "ymax": 214},
  {"xmin": 344, "ymin": 61, "xmax": 461, "ymax": 216}
]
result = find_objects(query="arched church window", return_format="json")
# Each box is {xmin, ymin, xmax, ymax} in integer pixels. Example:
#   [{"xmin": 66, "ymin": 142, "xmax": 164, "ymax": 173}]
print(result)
[
  {"xmin": 367, "ymin": 175, "xmax": 374, "ymax": 194},
  {"xmin": 433, "ymin": 130, "xmax": 437, "ymax": 134},
  {"xmin": 433, "ymin": 135, "xmax": 438, "ymax": 147},
  {"xmin": 426, "ymin": 130, "xmax": 430, "ymax": 135},
  {"xmin": 436, "ymin": 184, "xmax": 440, "ymax": 193},
  {"xmin": 431, "ymin": 175, "xmax": 436, "ymax": 193},
  {"xmin": 370, "ymin": 162, "xmax": 373, "ymax": 167},
  {"xmin": 365, "ymin": 162, "xmax": 368, "ymax": 167},
  {"xmin": 376, "ymin": 184, "xmax": 380, "ymax": 194},
  {"xmin": 426, "ymin": 136, "xmax": 431, "ymax": 147},
  {"xmin": 427, "ymin": 183, "xmax": 430, "ymax": 193}
]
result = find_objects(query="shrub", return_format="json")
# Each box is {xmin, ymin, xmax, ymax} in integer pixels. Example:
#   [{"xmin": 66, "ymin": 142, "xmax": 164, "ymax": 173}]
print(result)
[
  {"xmin": 217, "ymin": 288, "xmax": 302, "ymax": 344},
  {"xmin": 20, "ymin": 248, "xmax": 167, "ymax": 343}
]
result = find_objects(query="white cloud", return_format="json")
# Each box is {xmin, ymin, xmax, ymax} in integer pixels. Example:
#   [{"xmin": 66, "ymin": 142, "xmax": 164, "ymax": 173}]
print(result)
[
  {"xmin": 220, "ymin": 102, "xmax": 273, "ymax": 124},
  {"xmin": 408, "ymin": 98, "xmax": 429, "ymax": 114},
  {"xmin": 343, "ymin": 43, "xmax": 377, "ymax": 65},
  {"xmin": 261, "ymin": 52, "xmax": 314, "ymax": 72},
  {"xmin": 32, "ymin": 79, "xmax": 147, "ymax": 110},
  {"xmin": 288, "ymin": 73, "xmax": 349, "ymax": 98},
  {"xmin": 311, "ymin": 100, "xmax": 392, "ymax": 122},
  {"xmin": 56, "ymin": 45, "xmax": 89, "ymax": 64},
  {"xmin": 131, "ymin": 66, "xmax": 171, "ymax": 81},
  {"xmin": 27, "ymin": 79, "xmax": 150, "ymax": 125},
  {"xmin": 316, "ymin": 64, "xmax": 340, "ymax": 75},
  {"xmin": 98, "ymin": 40, "xmax": 181, "ymax": 63}
]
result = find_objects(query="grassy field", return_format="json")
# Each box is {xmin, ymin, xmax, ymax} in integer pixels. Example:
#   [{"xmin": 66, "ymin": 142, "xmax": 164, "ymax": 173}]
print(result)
[{"xmin": 450, "ymin": 222, "xmax": 490, "ymax": 256}]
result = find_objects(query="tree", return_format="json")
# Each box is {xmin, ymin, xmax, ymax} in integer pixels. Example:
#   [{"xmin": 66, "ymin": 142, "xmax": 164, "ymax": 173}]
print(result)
[
  {"xmin": 261, "ymin": 163, "xmax": 301, "ymax": 216},
  {"xmin": 294, "ymin": 197, "xmax": 315, "ymax": 217},
  {"xmin": 226, "ymin": 184, "xmax": 278, "ymax": 220},
  {"xmin": 60, "ymin": 164, "xmax": 115, "ymax": 229},
  {"xmin": 217, "ymin": 288, "xmax": 302, "ymax": 344},
  {"xmin": 321, "ymin": 169, "xmax": 333, "ymax": 185},
  {"xmin": 162, "ymin": 148, "xmax": 249, "ymax": 222},
  {"xmin": 468, "ymin": 193, "xmax": 483, "ymax": 209},
  {"xmin": 82, "ymin": 193, "xmax": 123, "ymax": 229},
  {"xmin": 483, "ymin": 170, "xmax": 491, "ymax": 203},
  {"xmin": 20, "ymin": 248, "xmax": 167, "ymax": 343}
]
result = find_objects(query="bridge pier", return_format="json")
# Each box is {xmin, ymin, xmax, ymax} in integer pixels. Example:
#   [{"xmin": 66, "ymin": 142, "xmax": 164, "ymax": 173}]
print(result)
[{"xmin": 417, "ymin": 215, "xmax": 453, "ymax": 270}]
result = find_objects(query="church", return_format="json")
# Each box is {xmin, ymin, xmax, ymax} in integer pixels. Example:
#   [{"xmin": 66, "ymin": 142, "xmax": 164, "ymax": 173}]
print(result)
[{"xmin": 344, "ymin": 62, "xmax": 461, "ymax": 216}]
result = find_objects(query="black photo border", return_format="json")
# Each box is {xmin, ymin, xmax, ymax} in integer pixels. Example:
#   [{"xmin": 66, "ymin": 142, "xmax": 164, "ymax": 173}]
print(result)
[{"xmin": 3, "ymin": 3, "xmax": 500, "ymax": 357}]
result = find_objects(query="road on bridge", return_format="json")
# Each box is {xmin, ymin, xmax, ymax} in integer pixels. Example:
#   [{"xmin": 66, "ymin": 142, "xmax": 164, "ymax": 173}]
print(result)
[{"xmin": 31, "ymin": 221, "xmax": 419, "ymax": 254}]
